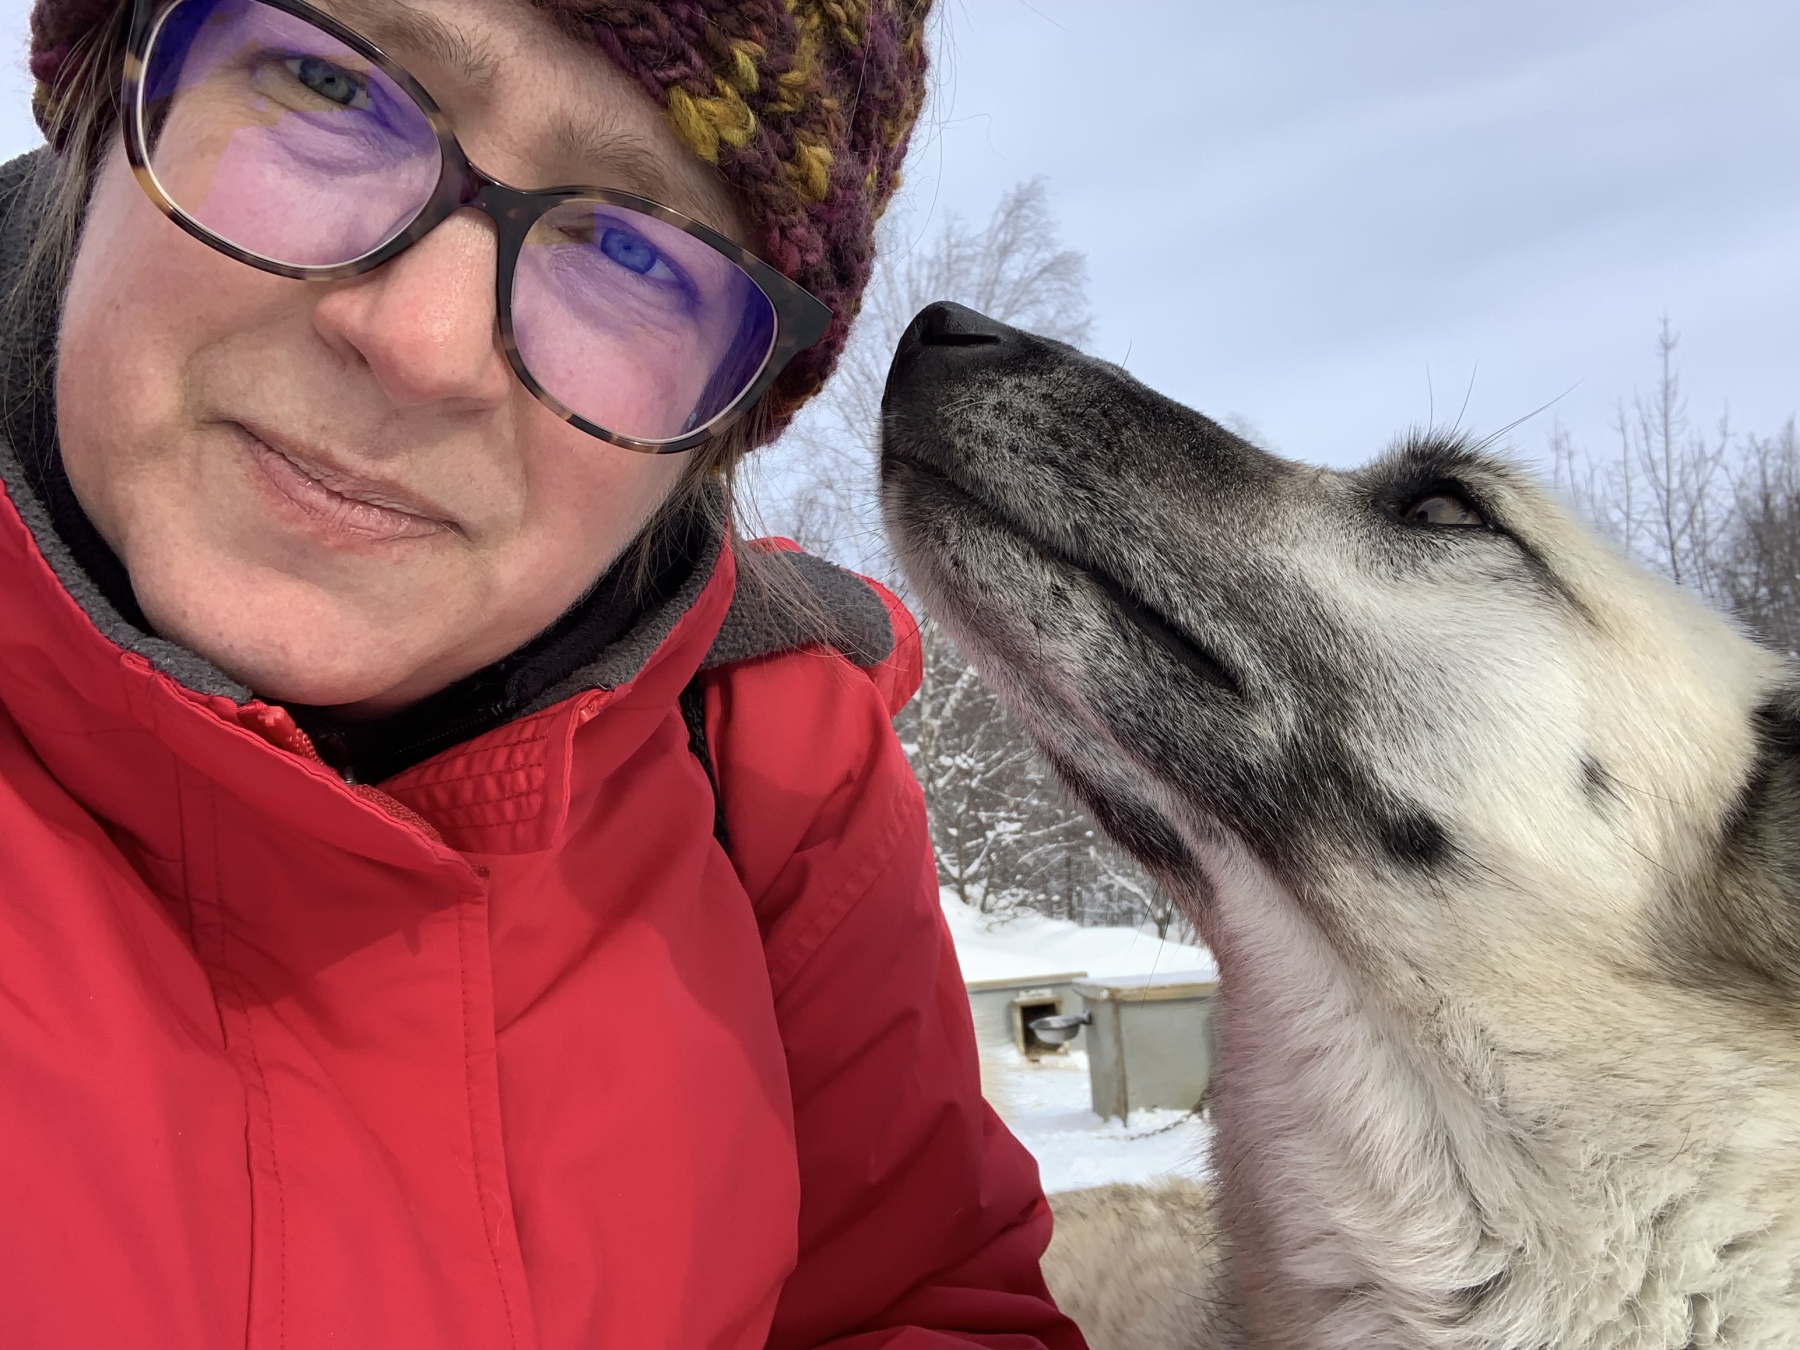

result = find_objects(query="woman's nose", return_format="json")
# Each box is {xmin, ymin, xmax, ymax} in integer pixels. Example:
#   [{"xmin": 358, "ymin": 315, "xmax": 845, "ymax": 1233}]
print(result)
[{"xmin": 310, "ymin": 210, "xmax": 515, "ymax": 412}]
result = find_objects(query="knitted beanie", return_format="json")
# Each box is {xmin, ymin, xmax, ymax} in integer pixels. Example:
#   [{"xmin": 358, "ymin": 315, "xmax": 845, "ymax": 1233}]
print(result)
[{"xmin": 27, "ymin": 0, "xmax": 934, "ymax": 435}]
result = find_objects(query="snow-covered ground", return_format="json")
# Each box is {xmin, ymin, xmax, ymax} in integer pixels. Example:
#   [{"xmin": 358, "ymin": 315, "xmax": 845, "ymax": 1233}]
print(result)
[
  {"xmin": 944, "ymin": 893, "xmax": 1215, "ymax": 1194},
  {"xmin": 985, "ymin": 1041, "xmax": 1212, "ymax": 1194},
  {"xmin": 943, "ymin": 893, "xmax": 1217, "ymax": 985}
]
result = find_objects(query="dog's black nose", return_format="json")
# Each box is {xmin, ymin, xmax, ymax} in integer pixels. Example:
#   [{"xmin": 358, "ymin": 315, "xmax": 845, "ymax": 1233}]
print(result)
[
  {"xmin": 886, "ymin": 303, "xmax": 1013, "ymax": 406},
  {"xmin": 909, "ymin": 301, "xmax": 1008, "ymax": 348}
]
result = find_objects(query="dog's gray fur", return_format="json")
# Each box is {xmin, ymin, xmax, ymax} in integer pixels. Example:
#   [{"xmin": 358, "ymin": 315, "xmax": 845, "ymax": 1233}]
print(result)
[{"xmin": 880, "ymin": 308, "xmax": 1800, "ymax": 1349}]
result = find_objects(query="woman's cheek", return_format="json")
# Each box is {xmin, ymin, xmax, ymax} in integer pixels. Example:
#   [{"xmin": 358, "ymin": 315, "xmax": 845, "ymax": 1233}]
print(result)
[{"xmin": 57, "ymin": 148, "xmax": 270, "ymax": 561}]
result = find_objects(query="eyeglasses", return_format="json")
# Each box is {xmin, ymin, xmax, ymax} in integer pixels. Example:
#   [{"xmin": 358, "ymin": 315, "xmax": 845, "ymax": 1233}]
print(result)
[{"xmin": 121, "ymin": 0, "xmax": 832, "ymax": 452}]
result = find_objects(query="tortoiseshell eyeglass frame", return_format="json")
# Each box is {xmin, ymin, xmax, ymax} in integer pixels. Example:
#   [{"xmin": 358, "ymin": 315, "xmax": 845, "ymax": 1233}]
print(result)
[{"xmin": 119, "ymin": 0, "xmax": 833, "ymax": 454}]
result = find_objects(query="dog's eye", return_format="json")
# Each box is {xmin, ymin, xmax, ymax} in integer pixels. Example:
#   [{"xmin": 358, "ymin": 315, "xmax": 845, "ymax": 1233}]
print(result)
[{"xmin": 1402, "ymin": 493, "xmax": 1484, "ymax": 527}]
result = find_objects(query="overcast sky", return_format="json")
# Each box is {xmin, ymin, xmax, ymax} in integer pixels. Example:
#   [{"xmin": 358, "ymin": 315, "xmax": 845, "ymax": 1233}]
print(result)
[{"xmin": 5, "ymin": 1, "xmax": 1796, "ymax": 470}]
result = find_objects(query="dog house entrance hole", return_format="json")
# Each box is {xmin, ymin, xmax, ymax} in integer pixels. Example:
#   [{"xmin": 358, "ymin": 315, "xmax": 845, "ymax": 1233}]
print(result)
[{"xmin": 1010, "ymin": 992, "xmax": 1067, "ymax": 1058}]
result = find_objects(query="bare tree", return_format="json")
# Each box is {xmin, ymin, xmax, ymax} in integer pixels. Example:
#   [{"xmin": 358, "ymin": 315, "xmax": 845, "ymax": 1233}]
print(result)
[
  {"xmin": 1552, "ymin": 321, "xmax": 1800, "ymax": 660},
  {"xmin": 1717, "ymin": 421, "xmax": 1800, "ymax": 655},
  {"xmin": 905, "ymin": 623, "xmax": 1050, "ymax": 914},
  {"xmin": 1551, "ymin": 318, "xmax": 1734, "ymax": 600}
]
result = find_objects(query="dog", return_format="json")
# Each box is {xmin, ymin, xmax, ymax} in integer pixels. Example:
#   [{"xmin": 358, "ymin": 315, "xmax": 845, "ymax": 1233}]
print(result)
[{"xmin": 879, "ymin": 302, "xmax": 1800, "ymax": 1349}]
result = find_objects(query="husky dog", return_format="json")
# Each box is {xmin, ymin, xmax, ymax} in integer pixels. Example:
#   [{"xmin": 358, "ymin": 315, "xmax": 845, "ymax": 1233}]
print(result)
[{"xmin": 880, "ymin": 303, "xmax": 1800, "ymax": 1350}]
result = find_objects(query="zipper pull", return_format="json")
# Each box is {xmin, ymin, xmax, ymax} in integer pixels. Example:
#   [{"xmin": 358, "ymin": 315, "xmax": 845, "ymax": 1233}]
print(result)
[{"xmin": 237, "ymin": 703, "xmax": 357, "ymax": 780}]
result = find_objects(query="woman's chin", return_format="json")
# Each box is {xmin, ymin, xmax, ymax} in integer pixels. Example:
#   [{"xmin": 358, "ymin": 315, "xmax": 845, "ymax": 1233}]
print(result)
[
  {"xmin": 186, "ymin": 640, "xmax": 419, "ymax": 713},
  {"xmin": 240, "ymin": 668, "xmax": 415, "ymax": 716},
  {"xmin": 133, "ymin": 581, "xmax": 440, "ymax": 713}
]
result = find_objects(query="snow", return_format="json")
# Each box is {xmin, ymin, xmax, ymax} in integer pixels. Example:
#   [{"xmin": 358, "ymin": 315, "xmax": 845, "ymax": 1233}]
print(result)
[
  {"xmin": 945, "ymin": 892, "xmax": 1216, "ymax": 1194},
  {"xmin": 986, "ymin": 1042, "xmax": 1213, "ymax": 1194},
  {"xmin": 941, "ymin": 892, "xmax": 1217, "ymax": 985}
]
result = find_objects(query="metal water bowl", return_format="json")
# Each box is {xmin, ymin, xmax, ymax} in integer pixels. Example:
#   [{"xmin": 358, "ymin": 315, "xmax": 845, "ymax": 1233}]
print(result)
[{"xmin": 1028, "ymin": 1010, "xmax": 1091, "ymax": 1046}]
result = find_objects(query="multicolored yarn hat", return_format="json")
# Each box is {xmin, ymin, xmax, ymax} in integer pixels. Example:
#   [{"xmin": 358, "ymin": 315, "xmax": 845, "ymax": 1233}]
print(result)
[{"xmin": 27, "ymin": 0, "xmax": 935, "ymax": 436}]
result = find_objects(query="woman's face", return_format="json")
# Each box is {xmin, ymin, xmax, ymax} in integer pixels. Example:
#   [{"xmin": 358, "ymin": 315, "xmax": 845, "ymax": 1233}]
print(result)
[{"xmin": 57, "ymin": 0, "xmax": 745, "ymax": 715}]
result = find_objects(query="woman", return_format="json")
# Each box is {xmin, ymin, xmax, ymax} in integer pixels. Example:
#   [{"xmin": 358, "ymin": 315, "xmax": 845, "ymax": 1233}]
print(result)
[{"xmin": 1, "ymin": 2, "xmax": 1084, "ymax": 1347}]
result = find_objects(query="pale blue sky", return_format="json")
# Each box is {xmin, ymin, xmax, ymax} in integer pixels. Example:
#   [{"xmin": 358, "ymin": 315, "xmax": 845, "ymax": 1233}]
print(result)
[{"xmin": 5, "ymin": 1, "xmax": 1796, "ymax": 469}]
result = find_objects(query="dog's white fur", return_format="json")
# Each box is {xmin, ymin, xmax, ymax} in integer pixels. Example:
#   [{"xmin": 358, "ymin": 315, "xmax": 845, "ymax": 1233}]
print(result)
[
  {"xmin": 1188, "ymin": 527, "xmax": 1800, "ymax": 1348},
  {"xmin": 882, "ymin": 314, "xmax": 1800, "ymax": 1348}
]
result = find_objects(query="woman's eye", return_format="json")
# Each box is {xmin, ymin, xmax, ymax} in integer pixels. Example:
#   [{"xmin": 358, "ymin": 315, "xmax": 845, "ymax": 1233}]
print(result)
[
  {"xmin": 599, "ymin": 226, "xmax": 676, "ymax": 281},
  {"xmin": 1402, "ymin": 492, "xmax": 1485, "ymax": 527},
  {"xmin": 285, "ymin": 56, "xmax": 369, "ymax": 110}
]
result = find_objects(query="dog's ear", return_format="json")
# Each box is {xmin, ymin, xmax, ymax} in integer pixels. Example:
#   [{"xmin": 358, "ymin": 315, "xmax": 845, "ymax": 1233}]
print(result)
[{"xmin": 1693, "ymin": 685, "xmax": 1800, "ymax": 994}]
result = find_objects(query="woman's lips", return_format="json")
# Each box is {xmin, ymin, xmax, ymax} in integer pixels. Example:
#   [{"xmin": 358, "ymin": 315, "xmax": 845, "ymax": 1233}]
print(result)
[{"xmin": 241, "ymin": 427, "xmax": 451, "ymax": 545}]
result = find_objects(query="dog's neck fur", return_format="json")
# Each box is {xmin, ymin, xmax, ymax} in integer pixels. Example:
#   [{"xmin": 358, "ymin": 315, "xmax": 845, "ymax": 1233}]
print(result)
[{"xmin": 1200, "ymin": 847, "xmax": 1800, "ymax": 1350}]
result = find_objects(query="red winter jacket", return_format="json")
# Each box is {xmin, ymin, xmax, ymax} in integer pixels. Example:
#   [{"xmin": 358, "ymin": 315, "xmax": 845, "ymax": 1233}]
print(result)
[{"xmin": 0, "ymin": 448, "xmax": 1086, "ymax": 1349}]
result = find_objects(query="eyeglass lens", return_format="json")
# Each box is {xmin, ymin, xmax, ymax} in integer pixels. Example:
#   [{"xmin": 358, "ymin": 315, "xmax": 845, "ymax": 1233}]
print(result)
[{"xmin": 138, "ymin": 0, "xmax": 779, "ymax": 443}]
